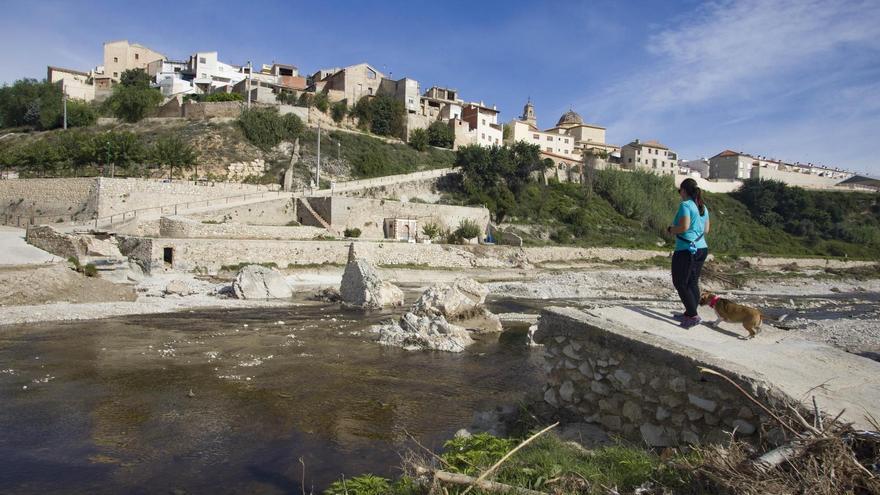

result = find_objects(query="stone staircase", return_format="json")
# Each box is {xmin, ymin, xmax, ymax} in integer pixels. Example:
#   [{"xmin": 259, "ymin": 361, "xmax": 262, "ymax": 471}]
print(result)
[{"xmin": 296, "ymin": 197, "xmax": 334, "ymax": 233}]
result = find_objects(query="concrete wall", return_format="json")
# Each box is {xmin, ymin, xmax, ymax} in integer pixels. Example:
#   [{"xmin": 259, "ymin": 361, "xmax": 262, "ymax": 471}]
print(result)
[
  {"xmin": 341, "ymin": 177, "xmax": 444, "ymax": 203},
  {"xmin": 188, "ymin": 197, "xmax": 296, "ymax": 225},
  {"xmin": 95, "ymin": 178, "xmax": 281, "ymax": 218},
  {"xmin": 182, "ymin": 101, "xmax": 243, "ymax": 119},
  {"xmin": 299, "ymin": 196, "xmax": 491, "ymax": 239},
  {"xmin": 751, "ymin": 167, "xmax": 843, "ymax": 189},
  {"xmin": 128, "ymin": 237, "xmax": 668, "ymax": 274},
  {"xmin": 0, "ymin": 178, "xmax": 98, "ymax": 225},
  {"xmin": 159, "ymin": 215, "xmax": 325, "ymax": 240},
  {"xmin": 673, "ymin": 174, "xmax": 742, "ymax": 193},
  {"xmin": 535, "ymin": 307, "xmax": 794, "ymax": 446}
]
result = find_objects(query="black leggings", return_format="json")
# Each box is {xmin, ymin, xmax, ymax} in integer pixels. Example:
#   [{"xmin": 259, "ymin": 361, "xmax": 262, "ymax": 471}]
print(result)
[{"xmin": 671, "ymin": 248, "xmax": 708, "ymax": 317}]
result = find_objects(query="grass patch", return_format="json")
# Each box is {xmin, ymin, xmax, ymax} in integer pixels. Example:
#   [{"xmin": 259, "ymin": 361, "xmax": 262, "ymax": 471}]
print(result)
[{"xmin": 286, "ymin": 262, "xmax": 343, "ymax": 269}]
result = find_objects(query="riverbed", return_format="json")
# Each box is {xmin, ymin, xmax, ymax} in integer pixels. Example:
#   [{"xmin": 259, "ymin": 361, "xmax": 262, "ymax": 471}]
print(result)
[{"xmin": 0, "ymin": 301, "xmax": 542, "ymax": 494}]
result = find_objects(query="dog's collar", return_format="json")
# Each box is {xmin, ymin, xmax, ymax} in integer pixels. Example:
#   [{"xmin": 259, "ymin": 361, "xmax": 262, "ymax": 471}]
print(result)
[{"xmin": 709, "ymin": 295, "xmax": 720, "ymax": 308}]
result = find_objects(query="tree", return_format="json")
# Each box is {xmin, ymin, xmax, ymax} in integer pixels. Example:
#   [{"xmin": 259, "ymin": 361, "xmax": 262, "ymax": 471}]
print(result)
[
  {"xmin": 151, "ymin": 135, "xmax": 197, "ymax": 180},
  {"xmin": 421, "ymin": 222, "xmax": 441, "ymax": 240},
  {"xmin": 0, "ymin": 79, "xmax": 65, "ymax": 130},
  {"xmin": 82, "ymin": 131, "xmax": 145, "ymax": 177},
  {"xmin": 409, "ymin": 128, "xmax": 428, "ymax": 151},
  {"xmin": 119, "ymin": 69, "xmax": 151, "ymax": 88},
  {"xmin": 238, "ymin": 107, "xmax": 303, "ymax": 150},
  {"xmin": 65, "ymin": 100, "xmax": 97, "ymax": 128},
  {"xmin": 106, "ymin": 84, "xmax": 162, "ymax": 122},
  {"xmin": 298, "ymin": 92, "xmax": 314, "ymax": 107},
  {"xmin": 355, "ymin": 95, "xmax": 406, "ymax": 137},
  {"xmin": 427, "ymin": 121, "xmax": 454, "ymax": 148}
]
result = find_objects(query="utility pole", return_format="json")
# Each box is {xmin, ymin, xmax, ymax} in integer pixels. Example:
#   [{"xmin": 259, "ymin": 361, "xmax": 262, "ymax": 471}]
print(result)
[
  {"xmin": 246, "ymin": 61, "xmax": 252, "ymax": 110},
  {"xmin": 316, "ymin": 120, "xmax": 321, "ymax": 188},
  {"xmin": 62, "ymin": 92, "xmax": 68, "ymax": 130},
  {"xmin": 337, "ymin": 141, "xmax": 340, "ymax": 161}
]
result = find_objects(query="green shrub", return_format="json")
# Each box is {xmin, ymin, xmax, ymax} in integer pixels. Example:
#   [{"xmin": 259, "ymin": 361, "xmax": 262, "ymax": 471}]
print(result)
[
  {"xmin": 64, "ymin": 100, "xmax": 97, "ymax": 128},
  {"xmin": 238, "ymin": 107, "xmax": 302, "ymax": 150},
  {"xmin": 150, "ymin": 135, "xmax": 197, "ymax": 179},
  {"xmin": 82, "ymin": 263, "xmax": 98, "ymax": 277},
  {"xmin": 330, "ymin": 101, "xmax": 347, "ymax": 123},
  {"xmin": 0, "ymin": 79, "xmax": 66, "ymax": 130},
  {"xmin": 427, "ymin": 120, "xmax": 454, "ymax": 148},
  {"xmin": 297, "ymin": 92, "xmax": 314, "ymax": 107},
  {"xmin": 105, "ymin": 72, "xmax": 163, "ymax": 123},
  {"xmin": 314, "ymin": 92, "xmax": 330, "ymax": 113},
  {"xmin": 351, "ymin": 95, "xmax": 405, "ymax": 138},
  {"xmin": 421, "ymin": 222, "xmax": 441, "ymax": 239},
  {"xmin": 408, "ymin": 128, "xmax": 428, "ymax": 151},
  {"xmin": 202, "ymin": 92, "xmax": 243, "ymax": 102},
  {"xmin": 344, "ymin": 227, "xmax": 361, "ymax": 238},
  {"xmin": 67, "ymin": 256, "xmax": 82, "ymax": 271},
  {"xmin": 456, "ymin": 218, "xmax": 482, "ymax": 240},
  {"xmin": 441, "ymin": 433, "xmax": 517, "ymax": 476}
]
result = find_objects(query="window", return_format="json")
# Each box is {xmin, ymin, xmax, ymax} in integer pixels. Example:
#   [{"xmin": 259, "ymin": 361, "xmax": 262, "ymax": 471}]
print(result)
[
  {"xmin": 368, "ymin": 87, "xmax": 373, "ymax": 95},
  {"xmin": 546, "ymin": 136, "xmax": 553, "ymax": 141},
  {"xmin": 199, "ymin": 57, "xmax": 206, "ymax": 64},
  {"xmin": 564, "ymin": 150, "xmax": 568, "ymax": 154},
  {"xmin": 113, "ymin": 57, "xmax": 118, "ymax": 63},
  {"xmin": 481, "ymin": 133, "xmax": 485, "ymax": 139},
  {"xmin": 637, "ymin": 158, "xmax": 641, "ymax": 163},
  {"xmin": 482, "ymin": 119, "xmax": 486, "ymax": 125},
  {"xmin": 628, "ymin": 158, "xmax": 633, "ymax": 163},
  {"xmin": 637, "ymin": 149, "xmax": 641, "ymax": 155},
  {"xmin": 201, "ymin": 73, "xmax": 207, "ymax": 78},
  {"xmin": 367, "ymin": 69, "xmax": 376, "ymax": 79},
  {"xmin": 533, "ymin": 134, "xmax": 539, "ymax": 139},
  {"xmin": 564, "ymin": 139, "xmax": 569, "ymax": 144},
  {"xmin": 163, "ymin": 247, "xmax": 174, "ymax": 266},
  {"xmin": 652, "ymin": 159, "xmax": 657, "ymax": 166},
  {"xmin": 113, "ymin": 72, "xmax": 118, "ymax": 77},
  {"xmin": 546, "ymin": 147, "xmax": 553, "ymax": 152},
  {"xmin": 135, "ymin": 53, "xmax": 139, "ymax": 60}
]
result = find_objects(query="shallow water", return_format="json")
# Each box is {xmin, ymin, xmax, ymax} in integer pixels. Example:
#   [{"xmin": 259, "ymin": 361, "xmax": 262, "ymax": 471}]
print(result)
[{"xmin": 0, "ymin": 301, "xmax": 542, "ymax": 494}]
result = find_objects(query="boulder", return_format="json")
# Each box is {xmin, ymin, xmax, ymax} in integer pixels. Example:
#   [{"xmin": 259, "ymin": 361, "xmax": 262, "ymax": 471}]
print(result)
[
  {"xmin": 411, "ymin": 278, "xmax": 488, "ymax": 319},
  {"xmin": 232, "ymin": 265, "xmax": 293, "ymax": 299},
  {"xmin": 374, "ymin": 312, "xmax": 473, "ymax": 352},
  {"xmin": 164, "ymin": 279, "xmax": 200, "ymax": 296},
  {"xmin": 339, "ymin": 243, "xmax": 404, "ymax": 309}
]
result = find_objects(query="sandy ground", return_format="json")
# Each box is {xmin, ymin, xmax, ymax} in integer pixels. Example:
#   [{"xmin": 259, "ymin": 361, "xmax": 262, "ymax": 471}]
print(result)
[{"xmin": 0, "ymin": 263, "xmax": 136, "ymax": 306}]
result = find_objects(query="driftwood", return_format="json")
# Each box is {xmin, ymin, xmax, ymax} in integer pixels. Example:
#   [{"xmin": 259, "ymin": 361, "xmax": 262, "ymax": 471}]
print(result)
[
  {"xmin": 753, "ymin": 440, "xmax": 808, "ymax": 473},
  {"xmin": 415, "ymin": 467, "xmax": 546, "ymax": 495}
]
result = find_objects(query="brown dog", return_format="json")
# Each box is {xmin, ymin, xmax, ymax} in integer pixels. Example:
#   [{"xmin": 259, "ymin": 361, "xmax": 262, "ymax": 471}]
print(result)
[{"xmin": 699, "ymin": 291, "xmax": 763, "ymax": 339}]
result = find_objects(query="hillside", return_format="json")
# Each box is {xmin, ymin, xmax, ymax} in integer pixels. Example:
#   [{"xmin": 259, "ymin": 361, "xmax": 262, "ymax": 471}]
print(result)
[{"xmin": 0, "ymin": 118, "xmax": 455, "ymax": 185}]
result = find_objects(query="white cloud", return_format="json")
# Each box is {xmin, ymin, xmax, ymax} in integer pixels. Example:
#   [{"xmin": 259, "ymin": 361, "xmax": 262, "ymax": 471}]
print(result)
[{"xmin": 579, "ymin": 0, "xmax": 880, "ymax": 172}]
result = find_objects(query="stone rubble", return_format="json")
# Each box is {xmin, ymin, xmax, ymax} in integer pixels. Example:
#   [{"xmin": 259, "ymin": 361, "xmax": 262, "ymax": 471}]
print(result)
[
  {"xmin": 232, "ymin": 265, "xmax": 293, "ymax": 299},
  {"xmin": 375, "ymin": 312, "xmax": 473, "ymax": 353},
  {"xmin": 339, "ymin": 243, "xmax": 404, "ymax": 309}
]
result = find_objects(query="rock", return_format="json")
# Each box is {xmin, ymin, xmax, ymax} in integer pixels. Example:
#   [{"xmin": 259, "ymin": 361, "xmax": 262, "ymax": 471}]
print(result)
[
  {"xmin": 656, "ymin": 406, "xmax": 671, "ymax": 421},
  {"xmin": 591, "ymin": 381, "xmax": 610, "ymax": 395},
  {"xmin": 457, "ymin": 310, "xmax": 504, "ymax": 333},
  {"xmin": 732, "ymin": 419, "xmax": 756, "ymax": 435},
  {"xmin": 688, "ymin": 394, "xmax": 718, "ymax": 412},
  {"xmin": 311, "ymin": 287, "xmax": 341, "ymax": 302},
  {"xmin": 164, "ymin": 279, "xmax": 199, "ymax": 296},
  {"xmin": 454, "ymin": 428, "xmax": 472, "ymax": 439},
  {"xmin": 374, "ymin": 312, "xmax": 473, "ymax": 352},
  {"xmin": 600, "ymin": 415, "xmax": 622, "ymax": 431},
  {"xmin": 669, "ymin": 377, "xmax": 687, "ymax": 393},
  {"xmin": 232, "ymin": 265, "xmax": 293, "ymax": 299},
  {"xmin": 612, "ymin": 369, "xmax": 633, "ymax": 387},
  {"xmin": 544, "ymin": 387, "xmax": 559, "ymax": 408},
  {"xmin": 622, "ymin": 401, "xmax": 642, "ymax": 422},
  {"xmin": 558, "ymin": 422, "xmax": 611, "ymax": 449},
  {"xmin": 340, "ymin": 243, "xmax": 404, "ymax": 309},
  {"xmin": 410, "ymin": 278, "xmax": 489, "ymax": 319},
  {"xmin": 559, "ymin": 381, "xmax": 575, "ymax": 402},
  {"xmin": 681, "ymin": 430, "xmax": 700, "ymax": 445},
  {"xmin": 639, "ymin": 423, "xmax": 677, "ymax": 447}
]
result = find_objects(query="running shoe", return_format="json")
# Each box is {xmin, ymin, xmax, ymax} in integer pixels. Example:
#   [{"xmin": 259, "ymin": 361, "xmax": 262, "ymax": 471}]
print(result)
[{"xmin": 679, "ymin": 315, "xmax": 702, "ymax": 328}]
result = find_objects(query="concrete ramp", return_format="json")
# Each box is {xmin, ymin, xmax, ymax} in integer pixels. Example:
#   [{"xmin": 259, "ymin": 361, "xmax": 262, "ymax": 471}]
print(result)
[{"xmin": 589, "ymin": 305, "xmax": 880, "ymax": 430}]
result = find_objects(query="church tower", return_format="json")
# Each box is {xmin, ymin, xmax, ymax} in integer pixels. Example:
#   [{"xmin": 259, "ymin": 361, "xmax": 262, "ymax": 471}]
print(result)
[{"xmin": 521, "ymin": 98, "xmax": 537, "ymax": 128}]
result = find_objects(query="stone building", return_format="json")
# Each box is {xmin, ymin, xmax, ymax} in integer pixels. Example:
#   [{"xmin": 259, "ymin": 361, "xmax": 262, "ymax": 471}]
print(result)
[
  {"xmin": 47, "ymin": 66, "xmax": 96, "ymax": 102},
  {"xmin": 709, "ymin": 150, "xmax": 853, "ymax": 186},
  {"xmin": 312, "ymin": 63, "xmax": 386, "ymax": 104},
  {"xmin": 620, "ymin": 139, "xmax": 678, "ymax": 176},
  {"xmin": 99, "ymin": 40, "xmax": 165, "ymax": 82},
  {"xmin": 506, "ymin": 101, "xmax": 619, "ymax": 180},
  {"xmin": 462, "ymin": 102, "xmax": 502, "ymax": 147}
]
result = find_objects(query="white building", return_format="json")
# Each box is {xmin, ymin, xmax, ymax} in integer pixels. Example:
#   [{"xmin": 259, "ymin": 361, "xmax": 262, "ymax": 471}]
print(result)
[
  {"xmin": 680, "ymin": 158, "xmax": 710, "ymax": 178},
  {"xmin": 620, "ymin": 139, "xmax": 678, "ymax": 176},
  {"xmin": 47, "ymin": 66, "xmax": 96, "ymax": 102},
  {"xmin": 462, "ymin": 102, "xmax": 502, "ymax": 147},
  {"xmin": 189, "ymin": 51, "xmax": 247, "ymax": 93}
]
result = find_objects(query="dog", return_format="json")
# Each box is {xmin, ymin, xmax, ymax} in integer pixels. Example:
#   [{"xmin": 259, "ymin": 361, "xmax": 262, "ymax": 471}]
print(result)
[{"xmin": 699, "ymin": 291, "xmax": 764, "ymax": 339}]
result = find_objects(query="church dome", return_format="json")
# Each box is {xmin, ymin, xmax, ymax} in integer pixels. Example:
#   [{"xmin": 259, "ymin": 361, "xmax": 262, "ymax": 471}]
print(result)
[{"xmin": 557, "ymin": 110, "xmax": 584, "ymax": 126}]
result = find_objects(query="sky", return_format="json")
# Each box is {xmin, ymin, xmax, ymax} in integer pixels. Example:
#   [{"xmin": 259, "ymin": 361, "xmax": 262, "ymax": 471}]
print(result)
[{"xmin": 2, "ymin": 0, "xmax": 879, "ymax": 175}]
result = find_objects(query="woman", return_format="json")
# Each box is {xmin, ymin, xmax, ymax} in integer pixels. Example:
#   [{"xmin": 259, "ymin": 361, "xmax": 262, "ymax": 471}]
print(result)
[{"xmin": 667, "ymin": 178, "xmax": 710, "ymax": 328}]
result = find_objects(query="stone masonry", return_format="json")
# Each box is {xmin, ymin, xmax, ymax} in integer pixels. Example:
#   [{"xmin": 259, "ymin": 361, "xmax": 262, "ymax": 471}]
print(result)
[{"xmin": 535, "ymin": 307, "xmax": 799, "ymax": 447}]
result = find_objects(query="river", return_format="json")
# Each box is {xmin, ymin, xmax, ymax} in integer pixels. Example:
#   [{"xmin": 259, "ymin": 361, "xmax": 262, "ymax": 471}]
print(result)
[{"xmin": 0, "ymin": 300, "xmax": 542, "ymax": 494}]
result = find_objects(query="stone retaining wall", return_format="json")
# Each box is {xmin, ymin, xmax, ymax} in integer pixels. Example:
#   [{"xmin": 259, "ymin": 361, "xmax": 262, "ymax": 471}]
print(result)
[
  {"xmin": 159, "ymin": 215, "xmax": 325, "ymax": 240},
  {"xmin": 0, "ymin": 178, "xmax": 98, "ymax": 224},
  {"xmin": 535, "ymin": 307, "xmax": 797, "ymax": 446},
  {"xmin": 187, "ymin": 197, "xmax": 296, "ymax": 225}
]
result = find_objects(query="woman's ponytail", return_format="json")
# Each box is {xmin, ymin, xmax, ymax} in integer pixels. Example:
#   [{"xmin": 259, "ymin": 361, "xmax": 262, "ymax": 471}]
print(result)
[{"xmin": 694, "ymin": 187, "xmax": 705, "ymax": 216}]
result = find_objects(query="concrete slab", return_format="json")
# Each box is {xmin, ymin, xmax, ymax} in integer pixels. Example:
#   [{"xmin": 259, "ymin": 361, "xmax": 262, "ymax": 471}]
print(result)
[
  {"xmin": 587, "ymin": 305, "xmax": 880, "ymax": 430},
  {"xmin": 0, "ymin": 226, "xmax": 61, "ymax": 265}
]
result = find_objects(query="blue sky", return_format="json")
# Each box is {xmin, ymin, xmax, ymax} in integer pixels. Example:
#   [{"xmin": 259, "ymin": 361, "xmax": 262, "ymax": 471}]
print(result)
[{"xmin": 2, "ymin": 0, "xmax": 879, "ymax": 174}]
